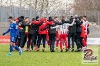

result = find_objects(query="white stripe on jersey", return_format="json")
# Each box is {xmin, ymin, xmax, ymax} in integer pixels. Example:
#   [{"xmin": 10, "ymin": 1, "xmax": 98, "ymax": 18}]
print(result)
[
  {"xmin": 56, "ymin": 21, "xmax": 74, "ymax": 34},
  {"xmin": 82, "ymin": 20, "xmax": 89, "ymax": 33}
]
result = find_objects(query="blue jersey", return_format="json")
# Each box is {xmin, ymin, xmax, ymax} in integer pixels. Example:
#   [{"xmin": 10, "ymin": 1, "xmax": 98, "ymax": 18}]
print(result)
[{"xmin": 4, "ymin": 22, "xmax": 19, "ymax": 37}]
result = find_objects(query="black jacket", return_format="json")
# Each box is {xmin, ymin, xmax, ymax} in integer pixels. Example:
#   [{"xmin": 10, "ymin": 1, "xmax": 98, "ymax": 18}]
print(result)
[
  {"xmin": 48, "ymin": 21, "xmax": 57, "ymax": 34},
  {"xmin": 76, "ymin": 19, "xmax": 82, "ymax": 33},
  {"xmin": 28, "ymin": 21, "xmax": 44, "ymax": 34},
  {"xmin": 18, "ymin": 21, "xmax": 30, "ymax": 33},
  {"xmin": 28, "ymin": 24, "xmax": 37, "ymax": 34},
  {"xmin": 69, "ymin": 19, "xmax": 82, "ymax": 34},
  {"xmin": 69, "ymin": 23, "xmax": 76, "ymax": 34}
]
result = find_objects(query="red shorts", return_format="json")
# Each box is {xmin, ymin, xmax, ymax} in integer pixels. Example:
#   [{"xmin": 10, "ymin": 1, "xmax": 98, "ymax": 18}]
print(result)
[{"xmin": 60, "ymin": 33, "xmax": 67, "ymax": 41}]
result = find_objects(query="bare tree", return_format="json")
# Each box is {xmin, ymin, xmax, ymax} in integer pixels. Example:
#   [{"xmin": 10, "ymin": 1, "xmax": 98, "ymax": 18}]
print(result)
[{"xmin": 74, "ymin": 0, "xmax": 100, "ymax": 10}]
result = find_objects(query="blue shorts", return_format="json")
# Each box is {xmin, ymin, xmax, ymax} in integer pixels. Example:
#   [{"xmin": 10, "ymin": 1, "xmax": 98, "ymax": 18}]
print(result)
[{"xmin": 10, "ymin": 37, "xmax": 17, "ymax": 43}]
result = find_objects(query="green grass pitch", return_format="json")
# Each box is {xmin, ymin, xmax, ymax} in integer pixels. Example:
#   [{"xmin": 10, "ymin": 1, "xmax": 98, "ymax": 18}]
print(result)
[{"xmin": 0, "ymin": 44, "xmax": 99, "ymax": 66}]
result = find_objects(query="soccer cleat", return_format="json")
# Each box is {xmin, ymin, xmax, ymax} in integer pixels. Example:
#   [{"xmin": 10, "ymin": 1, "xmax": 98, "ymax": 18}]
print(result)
[
  {"xmin": 68, "ymin": 48, "xmax": 71, "ymax": 51},
  {"xmin": 19, "ymin": 50, "xmax": 22, "ymax": 56},
  {"xmin": 29, "ymin": 47, "xmax": 32, "ymax": 51},
  {"xmin": 30, "ymin": 48, "xmax": 33, "ymax": 52},
  {"xmin": 22, "ymin": 48, "xmax": 26, "ymax": 51},
  {"xmin": 75, "ymin": 49, "xmax": 81, "ymax": 52},
  {"xmin": 71, "ymin": 49, "xmax": 74, "ymax": 52},
  {"xmin": 61, "ymin": 50, "xmax": 63, "ymax": 52},
  {"xmin": 30, "ymin": 49, "xmax": 32, "ymax": 52},
  {"xmin": 51, "ymin": 50, "xmax": 55, "ymax": 52},
  {"xmin": 66, "ymin": 49, "xmax": 69, "ymax": 52},
  {"xmin": 56, "ymin": 47, "xmax": 58, "ymax": 51},
  {"xmin": 6, "ymin": 53, "xmax": 11, "ymax": 56},
  {"xmin": 26, "ymin": 49, "xmax": 30, "ymax": 51},
  {"xmin": 36, "ymin": 48, "xmax": 40, "ymax": 51},
  {"xmin": 42, "ymin": 48, "xmax": 45, "ymax": 52}
]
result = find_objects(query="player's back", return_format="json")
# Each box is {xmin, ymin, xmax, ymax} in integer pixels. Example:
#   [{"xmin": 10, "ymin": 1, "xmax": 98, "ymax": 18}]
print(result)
[{"xmin": 61, "ymin": 23, "xmax": 68, "ymax": 33}]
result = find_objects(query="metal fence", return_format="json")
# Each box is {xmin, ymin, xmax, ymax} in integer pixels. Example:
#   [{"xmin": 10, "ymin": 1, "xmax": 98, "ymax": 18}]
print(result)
[
  {"xmin": 88, "ymin": 23, "xmax": 100, "ymax": 38},
  {"xmin": 0, "ymin": 5, "xmax": 100, "ymax": 38},
  {"xmin": 0, "ymin": 6, "xmax": 100, "ymax": 23},
  {"xmin": 0, "ymin": 6, "xmax": 37, "ymax": 22},
  {"xmin": 74, "ymin": 10, "xmax": 100, "ymax": 24}
]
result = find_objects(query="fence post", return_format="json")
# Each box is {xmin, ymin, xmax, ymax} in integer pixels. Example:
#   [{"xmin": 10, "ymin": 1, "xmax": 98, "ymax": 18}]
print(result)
[
  {"xmin": 98, "ymin": 11, "xmax": 100, "ymax": 25},
  {"xmin": 29, "ymin": 0, "xmax": 32, "ymax": 21},
  {"xmin": 0, "ymin": 7, "xmax": 1, "ymax": 22},
  {"xmin": 0, "ymin": 0, "xmax": 3, "ymax": 22}
]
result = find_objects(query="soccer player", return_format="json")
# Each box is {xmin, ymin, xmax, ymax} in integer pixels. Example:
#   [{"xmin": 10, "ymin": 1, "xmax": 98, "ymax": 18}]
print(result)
[
  {"xmin": 27, "ymin": 18, "xmax": 43, "ymax": 51},
  {"xmin": 51, "ymin": 17, "xmax": 75, "ymax": 52},
  {"xmin": 81, "ymin": 16, "xmax": 90, "ymax": 51},
  {"xmin": 82, "ymin": 16, "xmax": 90, "ymax": 37},
  {"xmin": 48, "ymin": 17, "xmax": 58, "ymax": 52},
  {"xmin": 23, "ymin": 17, "xmax": 30, "ymax": 50},
  {"xmin": 80, "ymin": 23, "xmax": 87, "ymax": 51},
  {"xmin": 36, "ymin": 18, "xmax": 53, "ymax": 52},
  {"xmin": 59, "ymin": 18, "xmax": 75, "ymax": 52},
  {"xmin": 3, "ymin": 16, "xmax": 22, "ymax": 56}
]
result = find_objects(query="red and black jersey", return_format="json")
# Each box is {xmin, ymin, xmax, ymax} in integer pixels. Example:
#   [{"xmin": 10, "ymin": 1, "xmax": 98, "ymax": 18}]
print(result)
[{"xmin": 32, "ymin": 18, "xmax": 53, "ymax": 35}]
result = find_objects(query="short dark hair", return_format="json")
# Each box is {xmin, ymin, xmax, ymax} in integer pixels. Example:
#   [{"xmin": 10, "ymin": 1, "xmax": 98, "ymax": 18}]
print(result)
[
  {"xmin": 36, "ymin": 16, "xmax": 39, "ymax": 20},
  {"xmin": 25, "ymin": 17, "xmax": 29, "ymax": 20},
  {"xmin": 8, "ymin": 16, "xmax": 13, "ymax": 19},
  {"xmin": 80, "ymin": 16, "xmax": 83, "ymax": 19},
  {"xmin": 32, "ymin": 18, "xmax": 35, "ymax": 21},
  {"xmin": 20, "ymin": 16, "xmax": 24, "ymax": 19},
  {"xmin": 83, "ymin": 16, "xmax": 87, "ymax": 18},
  {"xmin": 48, "ymin": 16, "xmax": 53, "ymax": 21},
  {"xmin": 54, "ymin": 17, "xmax": 57, "ymax": 19}
]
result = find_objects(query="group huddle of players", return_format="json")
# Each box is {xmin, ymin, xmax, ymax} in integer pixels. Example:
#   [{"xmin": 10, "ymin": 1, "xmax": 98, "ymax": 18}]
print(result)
[{"xmin": 3, "ymin": 15, "xmax": 90, "ymax": 56}]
